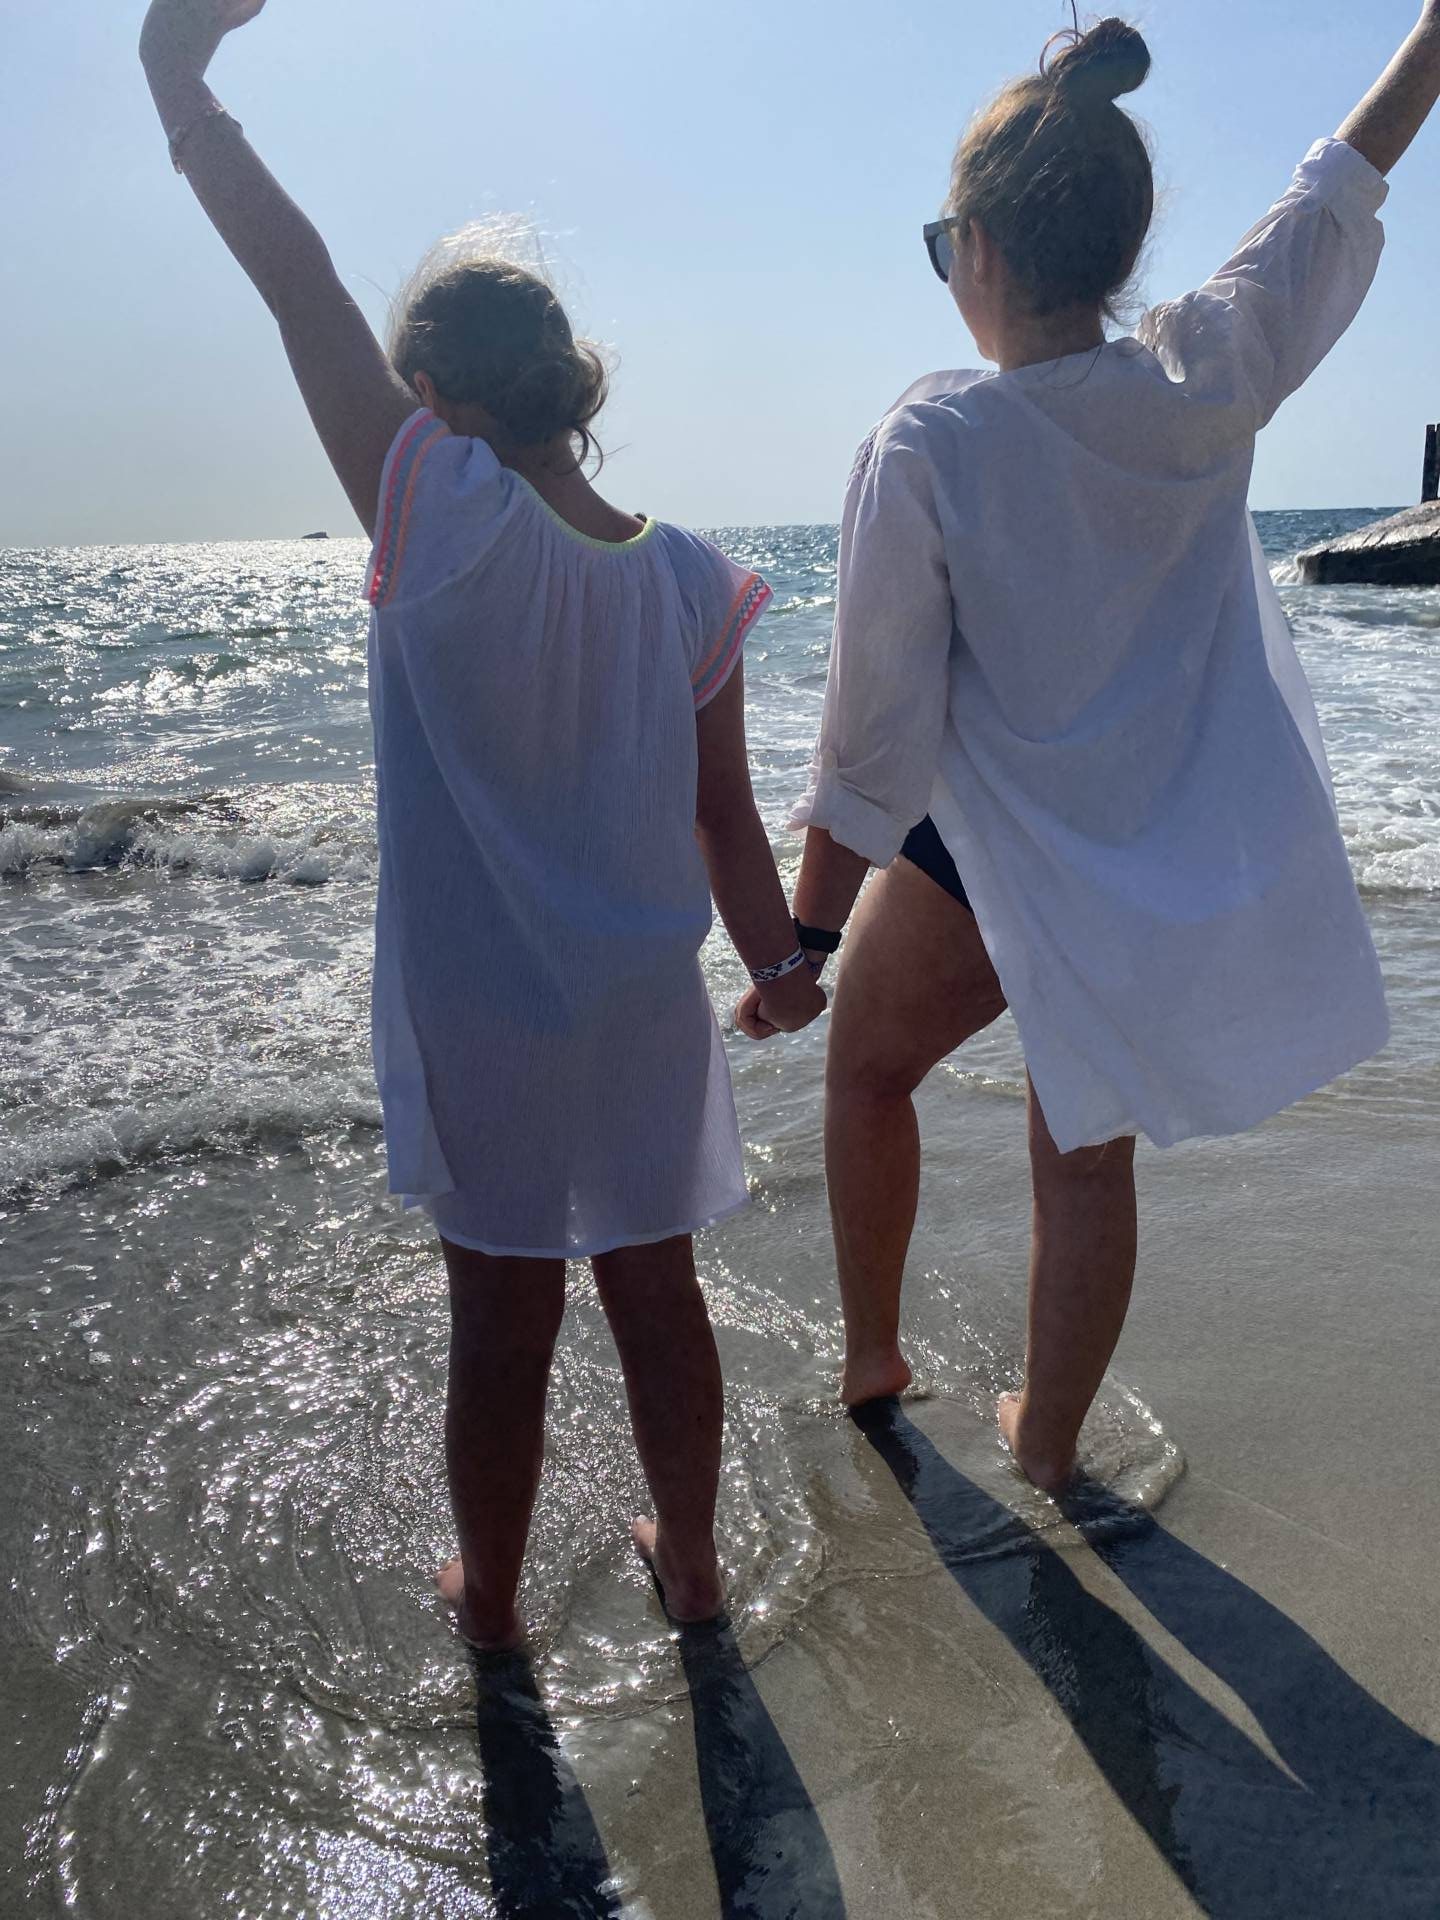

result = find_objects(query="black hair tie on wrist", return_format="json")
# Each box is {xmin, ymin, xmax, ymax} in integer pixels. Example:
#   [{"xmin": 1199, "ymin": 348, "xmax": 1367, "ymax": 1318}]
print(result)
[{"xmin": 793, "ymin": 917, "xmax": 843, "ymax": 955}]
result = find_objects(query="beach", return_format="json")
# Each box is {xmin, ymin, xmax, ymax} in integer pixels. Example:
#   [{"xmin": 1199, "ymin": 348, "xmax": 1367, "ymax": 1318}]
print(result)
[{"xmin": 2, "ymin": 519, "xmax": 1438, "ymax": 1916}]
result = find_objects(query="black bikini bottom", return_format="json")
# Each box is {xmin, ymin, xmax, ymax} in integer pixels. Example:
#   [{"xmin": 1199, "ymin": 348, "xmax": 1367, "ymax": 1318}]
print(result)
[{"xmin": 899, "ymin": 815, "xmax": 973, "ymax": 913}]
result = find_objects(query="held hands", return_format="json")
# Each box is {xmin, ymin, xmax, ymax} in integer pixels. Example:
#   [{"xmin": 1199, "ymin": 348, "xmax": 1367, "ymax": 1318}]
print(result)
[
  {"xmin": 141, "ymin": 0, "xmax": 267, "ymax": 75},
  {"xmin": 735, "ymin": 968, "xmax": 827, "ymax": 1042}
]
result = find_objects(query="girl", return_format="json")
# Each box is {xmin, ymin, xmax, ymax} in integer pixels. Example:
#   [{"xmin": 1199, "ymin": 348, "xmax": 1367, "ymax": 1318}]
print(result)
[
  {"xmin": 140, "ymin": 0, "xmax": 825, "ymax": 1646},
  {"xmin": 743, "ymin": 10, "xmax": 1440, "ymax": 1491}
]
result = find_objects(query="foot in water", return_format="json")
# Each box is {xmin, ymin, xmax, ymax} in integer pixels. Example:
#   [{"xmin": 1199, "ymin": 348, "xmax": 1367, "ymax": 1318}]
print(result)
[
  {"xmin": 630, "ymin": 1518, "xmax": 726, "ymax": 1625},
  {"xmin": 435, "ymin": 1557, "xmax": 524, "ymax": 1652},
  {"xmin": 997, "ymin": 1392, "xmax": 1077, "ymax": 1496},
  {"xmin": 840, "ymin": 1345, "xmax": 913, "ymax": 1409}
]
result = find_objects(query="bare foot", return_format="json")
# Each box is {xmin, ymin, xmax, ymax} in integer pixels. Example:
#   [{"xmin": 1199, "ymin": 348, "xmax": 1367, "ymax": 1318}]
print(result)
[
  {"xmin": 434, "ymin": 1556, "xmax": 524, "ymax": 1652},
  {"xmin": 630, "ymin": 1519, "xmax": 725, "ymax": 1625},
  {"xmin": 840, "ymin": 1345, "xmax": 913, "ymax": 1409},
  {"xmin": 997, "ymin": 1392, "xmax": 1077, "ymax": 1497}
]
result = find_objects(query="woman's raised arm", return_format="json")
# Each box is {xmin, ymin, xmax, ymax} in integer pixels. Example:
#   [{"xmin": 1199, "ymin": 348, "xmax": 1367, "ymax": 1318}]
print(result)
[
  {"xmin": 139, "ymin": 0, "xmax": 417, "ymax": 533},
  {"xmin": 1137, "ymin": 4, "xmax": 1440, "ymax": 436},
  {"xmin": 1338, "ymin": 1, "xmax": 1440, "ymax": 176}
]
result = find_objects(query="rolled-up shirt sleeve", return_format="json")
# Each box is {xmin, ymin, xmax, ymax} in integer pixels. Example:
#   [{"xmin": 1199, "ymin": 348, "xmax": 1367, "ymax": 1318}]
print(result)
[
  {"xmin": 789, "ymin": 409, "xmax": 955, "ymax": 866},
  {"xmin": 1140, "ymin": 137, "xmax": 1387, "ymax": 431}
]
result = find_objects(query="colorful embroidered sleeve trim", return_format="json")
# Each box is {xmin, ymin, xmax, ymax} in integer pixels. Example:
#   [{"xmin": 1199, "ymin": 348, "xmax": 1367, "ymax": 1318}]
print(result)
[
  {"xmin": 366, "ymin": 412, "xmax": 450, "ymax": 608},
  {"xmin": 693, "ymin": 573, "xmax": 772, "ymax": 708}
]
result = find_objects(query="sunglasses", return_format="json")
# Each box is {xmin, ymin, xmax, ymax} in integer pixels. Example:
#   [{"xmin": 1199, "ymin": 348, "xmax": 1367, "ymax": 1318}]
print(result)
[{"xmin": 923, "ymin": 217, "xmax": 963, "ymax": 286}]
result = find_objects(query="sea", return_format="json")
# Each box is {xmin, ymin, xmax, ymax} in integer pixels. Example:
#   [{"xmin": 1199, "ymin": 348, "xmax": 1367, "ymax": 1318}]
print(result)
[{"xmin": 2, "ymin": 511, "xmax": 1438, "ymax": 1915}]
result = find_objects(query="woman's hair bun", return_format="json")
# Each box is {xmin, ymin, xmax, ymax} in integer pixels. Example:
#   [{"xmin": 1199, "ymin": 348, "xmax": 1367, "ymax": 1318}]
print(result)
[{"xmin": 1045, "ymin": 17, "xmax": 1152, "ymax": 108}]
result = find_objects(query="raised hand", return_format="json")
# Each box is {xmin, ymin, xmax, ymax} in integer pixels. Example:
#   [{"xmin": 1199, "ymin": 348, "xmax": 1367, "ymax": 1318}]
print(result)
[
  {"xmin": 1336, "ymin": 1, "xmax": 1440, "ymax": 175},
  {"xmin": 140, "ymin": 0, "xmax": 268, "ymax": 77},
  {"xmin": 136, "ymin": 0, "xmax": 416, "ymax": 535}
]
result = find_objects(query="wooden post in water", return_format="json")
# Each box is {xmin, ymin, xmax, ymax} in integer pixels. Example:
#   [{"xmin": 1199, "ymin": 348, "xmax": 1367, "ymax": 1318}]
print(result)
[{"xmin": 1424, "ymin": 423, "xmax": 1440, "ymax": 504}]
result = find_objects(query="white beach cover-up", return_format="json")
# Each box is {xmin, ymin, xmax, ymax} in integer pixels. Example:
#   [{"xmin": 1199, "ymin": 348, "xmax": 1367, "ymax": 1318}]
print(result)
[
  {"xmin": 794, "ymin": 138, "xmax": 1391, "ymax": 1152},
  {"xmin": 365, "ymin": 413, "xmax": 770, "ymax": 1256}
]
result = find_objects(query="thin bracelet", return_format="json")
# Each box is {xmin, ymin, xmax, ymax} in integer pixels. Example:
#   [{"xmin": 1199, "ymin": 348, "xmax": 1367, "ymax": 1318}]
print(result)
[
  {"xmin": 749, "ymin": 947, "xmax": 809, "ymax": 987},
  {"xmin": 169, "ymin": 101, "xmax": 242, "ymax": 174}
]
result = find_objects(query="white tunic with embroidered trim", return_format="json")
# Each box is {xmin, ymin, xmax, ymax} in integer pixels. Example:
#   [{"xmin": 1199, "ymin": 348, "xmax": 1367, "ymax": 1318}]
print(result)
[
  {"xmin": 365, "ymin": 411, "xmax": 770, "ymax": 1256},
  {"xmin": 794, "ymin": 139, "xmax": 1391, "ymax": 1153}
]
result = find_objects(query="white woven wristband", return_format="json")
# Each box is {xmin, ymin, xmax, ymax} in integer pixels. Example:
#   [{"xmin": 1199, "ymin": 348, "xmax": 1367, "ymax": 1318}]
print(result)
[{"xmin": 749, "ymin": 947, "xmax": 809, "ymax": 987}]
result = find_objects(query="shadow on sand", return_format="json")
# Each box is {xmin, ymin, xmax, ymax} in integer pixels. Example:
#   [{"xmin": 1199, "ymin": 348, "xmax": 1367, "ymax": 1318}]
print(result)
[
  {"xmin": 679, "ymin": 1618, "xmax": 846, "ymax": 1919},
  {"xmin": 473, "ymin": 1649, "xmax": 622, "ymax": 1917},
  {"xmin": 854, "ymin": 1397, "xmax": 1439, "ymax": 1919},
  {"xmin": 472, "ymin": 1629, "xmax": 845, "ymax": 1919}
]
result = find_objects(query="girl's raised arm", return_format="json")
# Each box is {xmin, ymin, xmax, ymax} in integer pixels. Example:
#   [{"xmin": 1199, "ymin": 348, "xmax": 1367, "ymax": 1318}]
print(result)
[
  {"xmin": 1338, "ymin": 1, "xmax": 1440, "ymax": 177},
  {"xmin": 140, "ymin": 0, "xmax": 417, "ymax": 533}
]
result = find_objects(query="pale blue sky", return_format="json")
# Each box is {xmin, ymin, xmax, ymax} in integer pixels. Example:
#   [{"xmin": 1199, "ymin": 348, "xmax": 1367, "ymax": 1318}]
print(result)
[{"xmin": 2, "ymin": 0, "xmax": 1437, "ymax": 542}]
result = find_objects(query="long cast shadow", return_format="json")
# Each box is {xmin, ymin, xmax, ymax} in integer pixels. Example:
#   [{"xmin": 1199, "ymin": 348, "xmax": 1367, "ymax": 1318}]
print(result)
[
  {"xmin": 855, "ymin": 1398, "xmax": 1440, "ymax": 1919},
  {"xmin": 472, "ymin": 1649, "xmax": 622, "ymax": 1918},
  {"xmin": 679, "ymin": 1619, "xmax": 847, "ymax": 1920}
]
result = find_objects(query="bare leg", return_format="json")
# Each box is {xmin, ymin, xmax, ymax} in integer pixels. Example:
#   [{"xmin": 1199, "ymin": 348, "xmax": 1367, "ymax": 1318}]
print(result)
[
  {"xmin": 998, "ymin": 1082, "xmax": 1137, "ymax": 1494},
  {"xmin": 434, "ymin": 1239, "xmax": 567, "ymax": 1649},
  {"xmin": 592, "ymin": 1234, "xmax": 726, "ymax": 1623},
  {"xmin": 825, "ymin": 858, "xmax": 1007, "ymax": 1407}
]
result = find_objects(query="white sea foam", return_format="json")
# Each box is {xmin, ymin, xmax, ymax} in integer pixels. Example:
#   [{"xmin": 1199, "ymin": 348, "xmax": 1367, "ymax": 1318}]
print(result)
[
  {"xmin": 1355, "ymin": 841, "xmax": 1440, "ymax": 895},
  {"xmin": 0, "ymin": 798, "xmax": 375, "ymax": 885},
  {"xmin": 0, "ymin": 1069, "xmax": 381, "ymax": 1202}
]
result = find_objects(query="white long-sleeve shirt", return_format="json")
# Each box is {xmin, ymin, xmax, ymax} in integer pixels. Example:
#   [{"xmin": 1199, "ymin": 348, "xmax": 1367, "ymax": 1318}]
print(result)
[{"xmin": 794, "ymin": 138, "xmax": 1391, "ymax": 1152}]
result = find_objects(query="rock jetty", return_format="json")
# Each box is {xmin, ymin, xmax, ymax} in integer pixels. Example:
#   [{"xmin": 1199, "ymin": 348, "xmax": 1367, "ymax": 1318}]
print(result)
[
  {"xmin": 1296, "ymin": 500, "xmax": 1440, "ymax": 586},
  {"xmin": 1296, "ymin": 425, "xmax": 1440, "ymax": 586}
]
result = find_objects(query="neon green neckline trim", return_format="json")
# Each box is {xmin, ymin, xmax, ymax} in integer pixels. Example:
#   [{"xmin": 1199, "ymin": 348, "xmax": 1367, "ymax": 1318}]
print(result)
[{"xmin": 516, "ymin": 475, "xmax": 657, "ymax": 553}]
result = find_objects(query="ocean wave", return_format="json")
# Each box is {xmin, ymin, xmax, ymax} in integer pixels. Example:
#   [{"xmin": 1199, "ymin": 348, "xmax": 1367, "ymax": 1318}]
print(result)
[
  {"xmin": 0, "ymin": 796, "xmax": 374, "ymax": 886},
  {"xmin": 0, "ymin": 1069, "xmax": 382, "ymax": 1204},
  {"xmin": 1354, "ymin": 842, "xmax": 1440, "ymax": 896}
]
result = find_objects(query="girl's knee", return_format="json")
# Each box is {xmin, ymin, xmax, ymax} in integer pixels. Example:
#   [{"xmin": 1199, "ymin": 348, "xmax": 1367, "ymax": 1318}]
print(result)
[
  {"xmin": 591, "ymin": 1236, "xmax": 699, "ymax": 1316},
  {"xmin": 444, "ymin": 1248, "xmax": 567, "ymax": 1342}
]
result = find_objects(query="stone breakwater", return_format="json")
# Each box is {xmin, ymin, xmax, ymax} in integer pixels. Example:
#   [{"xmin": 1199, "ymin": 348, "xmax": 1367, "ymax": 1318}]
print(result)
[{"xmin": 1297, "ymin": 500, "xmax": 1440, "ymax": 587}]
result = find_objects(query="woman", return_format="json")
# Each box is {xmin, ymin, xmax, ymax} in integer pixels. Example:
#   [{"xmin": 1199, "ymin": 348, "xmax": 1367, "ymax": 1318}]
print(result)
[{"xmin": 741, "ymin": 9, "xmax": 1440, "ymax": 1491}]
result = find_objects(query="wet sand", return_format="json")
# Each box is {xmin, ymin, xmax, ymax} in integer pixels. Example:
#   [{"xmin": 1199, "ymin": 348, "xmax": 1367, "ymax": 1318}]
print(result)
[
  {"xmin": 5, "ymin": 1059, "xmax": 1439, "ymax": 1918},
  {"xmin": 558, "ymin": 1090, "xmax": 1440, "ymax": 1919}
]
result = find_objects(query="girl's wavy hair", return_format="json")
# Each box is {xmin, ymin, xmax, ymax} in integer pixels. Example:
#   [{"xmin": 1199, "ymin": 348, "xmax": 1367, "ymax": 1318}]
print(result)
[
  {"xmin": 388, "ymin": 222, "xmax": 610, "ymax": 470},
  {"xmin": 947, "ymin": 17, "xmax": 1155, "ymax": 319}
]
